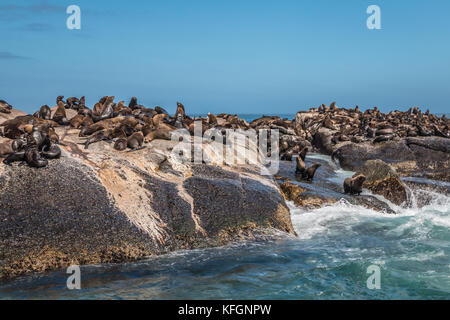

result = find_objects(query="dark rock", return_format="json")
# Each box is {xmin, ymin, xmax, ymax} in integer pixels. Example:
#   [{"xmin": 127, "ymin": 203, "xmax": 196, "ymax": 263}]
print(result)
[
  {"xmin": 312, "ymin": 128, "xmax": 335, "ymax": 155},
  {"xmin": 332, "ymin": 137, "xmax": 450, "ymax": 181},
  {"xmin": 0, "ymin": 134, "xmax": 294, "ymax": 279},
  {"xmin": 355, "ymin": 160, "xmax": 407, "ymax": 206}
]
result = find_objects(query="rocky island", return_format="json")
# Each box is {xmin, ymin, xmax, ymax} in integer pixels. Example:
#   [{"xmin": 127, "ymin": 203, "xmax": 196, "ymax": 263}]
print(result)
[{"xmin": 0, "ymin": 97, "xmax": 449, "ymax": 279}]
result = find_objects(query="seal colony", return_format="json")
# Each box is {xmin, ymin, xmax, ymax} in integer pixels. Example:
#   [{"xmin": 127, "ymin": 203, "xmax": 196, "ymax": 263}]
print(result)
[
  {"xmin": 1, "ymin": 97, "xmax": 449, "ymax": 192},
  {"xmin": 1, "ymin": 97, "xmax": 449, "ymax": 280}
]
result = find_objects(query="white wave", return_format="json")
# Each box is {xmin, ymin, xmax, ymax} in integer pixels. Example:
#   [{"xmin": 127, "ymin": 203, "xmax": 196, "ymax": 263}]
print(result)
[
  {"xmin": 288, "ymin": 185, "xmax": 450, "ymax": 240},
  {"xmin": 288, "ymin": 199, "xmax": 388, "ymax": 239}
]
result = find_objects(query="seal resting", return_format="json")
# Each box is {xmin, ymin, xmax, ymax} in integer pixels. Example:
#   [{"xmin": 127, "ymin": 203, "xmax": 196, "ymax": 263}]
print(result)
[{"xmin": 343, "ymin": 175, "xmax": 366, "ymax": 195}]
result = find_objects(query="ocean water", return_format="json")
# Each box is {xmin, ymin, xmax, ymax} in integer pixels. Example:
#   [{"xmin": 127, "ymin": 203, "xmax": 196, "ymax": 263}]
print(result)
[
  {"xmin": 0, "ymin": 161, "xmax": 449, "ymax": 300},
  {"xmin": 190, "ymin": 114, "xmax": 297, "ymax": 123}
]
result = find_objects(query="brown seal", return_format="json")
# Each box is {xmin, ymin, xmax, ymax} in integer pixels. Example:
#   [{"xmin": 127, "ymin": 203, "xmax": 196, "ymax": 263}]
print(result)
[
  {"xmin": 70, "ymin": 114, "xmax": 85, "ymax": 129},
  {"xmin": 53, "ymin": 101, "xmax": 70, "ymax": 125},
  {"xmin": 144, "ymin": 128, "xmax": 172, "ymax": 143},
  {"xmin": 174, "ymin": 102, "xmax": 186, "ymax": 121},
  {"xmin": 126, "ymin": 131, "xmax": 144, "ymax": 151},
  {"xmin": 113, "ymin": 138, "xmax": 128, "ymax": 151},
  {"xmin": 39, "ymin": 105, "xmax": 52, "ymax": 120},
  {"xmin": 295, "ymin": 157, "xmax": 321, "ymax": 181},
  {"xmin": 344, "ymin": 175, "xmax": 366, "ymax": 195},
  {"xmin": 0, "ymin": 100, "xmax": 13, "ymax": 114}
]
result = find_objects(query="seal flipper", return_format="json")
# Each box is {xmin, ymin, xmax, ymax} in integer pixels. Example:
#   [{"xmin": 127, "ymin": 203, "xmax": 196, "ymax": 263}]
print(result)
[
  {"xmin": 3, "ymin": 151, "xmax": 25, "ymax": 165},
  {"xmin": 42, "ymin": 144, "xmax": 61, "ymax": 159}
]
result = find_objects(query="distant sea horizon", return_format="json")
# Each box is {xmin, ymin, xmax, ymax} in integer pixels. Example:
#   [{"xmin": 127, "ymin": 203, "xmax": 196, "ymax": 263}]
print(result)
[{"xmin": 190, "ymin": 113, "xmax": 449, "ymax": 123}]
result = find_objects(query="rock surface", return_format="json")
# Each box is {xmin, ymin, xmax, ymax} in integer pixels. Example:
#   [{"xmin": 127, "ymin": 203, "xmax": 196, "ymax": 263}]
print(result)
[
  {"xmin": 355, "ymin": 160, "xmax": 407, "ymax": 206},
  {"xmin": 333, "ymin": 137, "xmax": 450, "ymax": 181},
  {"xmin": 0, "ymin": 129, "xmax": 294, "ymax": 278}
]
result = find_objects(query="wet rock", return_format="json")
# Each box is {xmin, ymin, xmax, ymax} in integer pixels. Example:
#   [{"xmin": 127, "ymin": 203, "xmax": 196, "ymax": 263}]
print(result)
[
  {"xmin": 280, "ymin": 181, "xmax": 336, "ymax": 209},
  {"xmin": 355, "ymin": 159, "xmax": 407, "ymax": 206}
]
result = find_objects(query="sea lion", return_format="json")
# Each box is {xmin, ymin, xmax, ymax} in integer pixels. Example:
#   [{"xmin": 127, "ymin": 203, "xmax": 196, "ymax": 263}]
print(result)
[
  {"xmin": 304, "ymin": 163, "xmax": 321, "ymax": 181},
  {"xmin": 66, "ymin": 97, "xmax": 79, "ymax": 109},
  {"xmin": 128, "ymin": 97, "xmax": 138, "ymax": 110},
  {"xmin": 174, "ymin": 102, "xmax": 186, "ymax": 120},
  {"xmin": 11, "ymin": 138, "xmax": 26, "ymax": 152},
  {"xmin": 79, "ymin": 117, "xmax": 122, "ymax": 137},
  {"xmin": 3, "ymin": 151, "xmax": 25, "ymax": 165},
  {"xmin": 92, "ymin": 96, "xmax": 115, "ymax": 122},
  {"xmin": 373, "ymin": 134, "xmax": 395, "ymax": 144},
  {"xmin": 53, "ymin": 101, "xmax": 70, "ymax": 125},
  {"xmin": 298, "ymin": 147, "xmax": 308, "ymax": 161},
  {"xmin": 113, "ymin": 138, "xmax": 128, "ymax": 151},
  {"xmin": 280, "ymin": 148, "xmax": 294, "ymax": 161},
  {"xmin": 56, "ymin": 96, "xmax": 65, "ymax": 104},
  {"xmin": 0, "ymin": 99, "xmax": 13, "ymax": 113},
  {"xmin": 83, "ymin": 129, "xmax": 113, "ymax": 149},
  {"xmin": 81, "ymin": 115, "xmax": 94, "ymax": 128},
  {"xmin": 344, "ymin": 175, "xmax": 366, "ymax": 195},
  {"xmin": 208, "ymin": 113, "xmax": 218, "ymax": 126},
  {"xmin": 152, "ymin": 113, "xmax": 169, "ymax": 127},
  {"xmin": 127, "ymin": 131, "xmax": 144, "ymax": 151},
  {"xmin": 155, "ymin": 106, "xmax": 168, "ymax": 115},
  {"xmin": 295, "ymin": 156, "xmax": 321, "ymax": 181},
  {"xmin": 82, "ymin": 123, "xmax": 127, "ymax": 149},
  {"xmin": 38, "ymin": 105, "xmax": 52, "ymax": 120},
  {"xmin": 98, "ymin": 96, "xmax": 109, "ymax": 104},
  {"xmin": 330, "ymin": 102, "xmax": 338, "ymax": 111},
  {"xmin": 70, "ymin": 114, "xmax": 85, "ymax": 129},
  {"xmin": 24, "ymin": 148, "xmax": 48, "ymax": 168},
  {"xmin": 47, "ymin": 126, "xmax": 60, "ymax": 144},
  {"xmin": 41, "ymin": 143, "xmax": 61, "ymax": 159},
  {"xmin": 375, "ymin": 128, "xmax": 394, "ymax": 136},
  {"xmin": 144, "ymin": 128, "xmax": 172, "ymax": 143}
]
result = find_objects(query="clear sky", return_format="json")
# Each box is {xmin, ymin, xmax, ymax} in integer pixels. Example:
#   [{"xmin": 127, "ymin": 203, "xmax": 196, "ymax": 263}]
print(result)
[{"xmin": 1, "ymin": 0, "xmax": 449, "ymax": 115}]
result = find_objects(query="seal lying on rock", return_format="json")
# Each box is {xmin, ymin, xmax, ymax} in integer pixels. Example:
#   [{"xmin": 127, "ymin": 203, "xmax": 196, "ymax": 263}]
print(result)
[
  {"xmin": 343, "ymin": 175, "xmax": 366, "ymax": 196},
  {"xmin": 3, "ymin": 125, "xmax": 61, "ymax": 167}
]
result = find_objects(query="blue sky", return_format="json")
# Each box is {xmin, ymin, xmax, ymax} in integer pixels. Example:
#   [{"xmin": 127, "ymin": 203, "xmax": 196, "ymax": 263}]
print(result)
[{"xmin": 1, "ymin": 0, "xmax": 449, "ymax": 114}]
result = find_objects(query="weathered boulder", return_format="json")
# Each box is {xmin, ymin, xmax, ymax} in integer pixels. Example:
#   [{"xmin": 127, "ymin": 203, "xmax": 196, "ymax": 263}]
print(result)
[
  {"xmin": 0, "ymin": 130, "xmax": 294, "ymax": 279},
  {"xmin": 280, "ymin": 181, "xmax": 336, "ymax": 209},
  {"xmin": 332, "ymin": 137, "xmax": 450, "ymax": 181},
  {"xmin": 312, "ymin": 128, "xmax": 335, "ymax": 155},
  {"xmin": 355, "ymin": 160, "xmax": 407, "ymax": 206}
]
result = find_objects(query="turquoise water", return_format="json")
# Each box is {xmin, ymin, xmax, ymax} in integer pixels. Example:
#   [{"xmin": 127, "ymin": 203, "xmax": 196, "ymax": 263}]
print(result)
[{"xmin": 0, "ymin": 188, "xmax": 449, "ymax": 299}]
